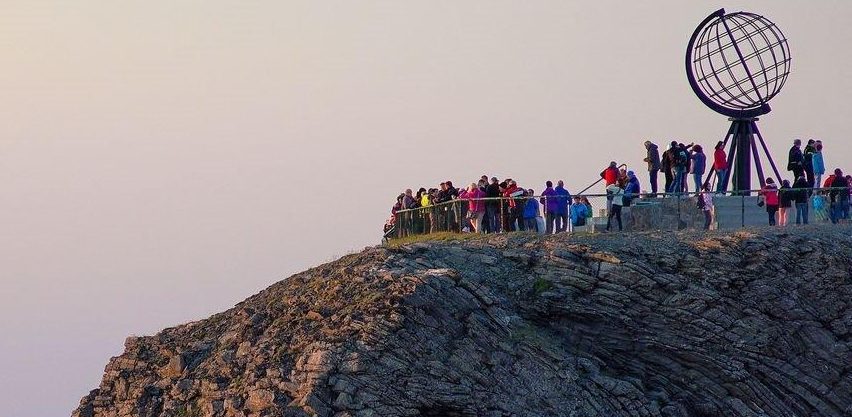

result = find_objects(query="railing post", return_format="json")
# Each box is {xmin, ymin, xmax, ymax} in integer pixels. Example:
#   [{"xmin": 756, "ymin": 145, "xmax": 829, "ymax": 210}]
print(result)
[
  {"xmin": 497, "ymin": 197, "xmax": 506, "ymax": 233},
  {"xmin": 741, "ymin": 193, "xmax": 745, "ymax": 228}
]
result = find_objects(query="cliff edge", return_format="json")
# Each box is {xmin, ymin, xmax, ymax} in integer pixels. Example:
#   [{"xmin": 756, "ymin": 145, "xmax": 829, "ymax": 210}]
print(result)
[{"xmin": 74, "ymin": 226, "xmax": 852, "ymax": 417}]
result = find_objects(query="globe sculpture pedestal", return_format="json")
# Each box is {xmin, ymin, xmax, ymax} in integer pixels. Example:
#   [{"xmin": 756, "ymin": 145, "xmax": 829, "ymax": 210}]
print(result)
[
  {"xmin": 719, "ymin": 117, "xmax": 781, "ymax": 194},
  {"xmin": 686, "ymin": 9, "xmax": 791, "ymax": 194}
]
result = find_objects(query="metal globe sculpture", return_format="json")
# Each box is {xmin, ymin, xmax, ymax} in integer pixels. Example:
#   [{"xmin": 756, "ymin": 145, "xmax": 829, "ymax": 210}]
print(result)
[
  {"xmin": 687, "ymin": 10, "xmax": 791, "ymax": 118},
  {"xmin": 686, "ymin": 9, "xmax": 792, "ymax": 192}
]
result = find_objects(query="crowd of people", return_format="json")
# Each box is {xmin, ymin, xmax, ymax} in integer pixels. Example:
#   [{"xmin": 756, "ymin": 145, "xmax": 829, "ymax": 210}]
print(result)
[
  {"xmin": 388, "ymin": 176, "xmax": 595, "ymax": 235},
  {"xmin": 641, "ymin": 137, "xmax": 851, "ymax": 226},
  {"xmin": 387, "ymin": 138, "xmax": 851, "ymax": 236}
]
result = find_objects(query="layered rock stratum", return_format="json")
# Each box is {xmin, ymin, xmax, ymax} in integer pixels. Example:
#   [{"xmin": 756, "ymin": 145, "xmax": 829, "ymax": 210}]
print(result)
[{"xmin": 74, "ymin": 226, "xmax": 852, "ymax": 417}]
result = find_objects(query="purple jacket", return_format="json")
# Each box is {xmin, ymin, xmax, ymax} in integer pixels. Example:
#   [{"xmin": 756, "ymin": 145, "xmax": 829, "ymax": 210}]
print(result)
[{"xmin": 540, "ymin": 187, "xmax": 559, "ymax": 213}]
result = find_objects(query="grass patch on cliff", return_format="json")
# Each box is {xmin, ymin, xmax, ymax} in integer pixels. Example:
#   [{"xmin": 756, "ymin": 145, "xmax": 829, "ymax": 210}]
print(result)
[
  {"xmin": 533, "ymin": 278, "xmax": 554, "ymax": 294},
  {"xmin": 386, "ymin": 232, "xmax": 484, "ymax": 248}
]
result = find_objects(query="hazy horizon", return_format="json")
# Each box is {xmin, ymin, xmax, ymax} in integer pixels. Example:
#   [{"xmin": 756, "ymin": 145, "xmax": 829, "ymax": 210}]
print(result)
[{"xmin": 1, "ymin": 2, "xmax": 850, "ymax": 416}]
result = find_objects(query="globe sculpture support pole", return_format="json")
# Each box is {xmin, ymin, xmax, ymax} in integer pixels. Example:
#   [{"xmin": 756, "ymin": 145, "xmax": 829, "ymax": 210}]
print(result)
[{"xmin": 685, "ymin": 9, "xmax": 791, "ymax": 194}]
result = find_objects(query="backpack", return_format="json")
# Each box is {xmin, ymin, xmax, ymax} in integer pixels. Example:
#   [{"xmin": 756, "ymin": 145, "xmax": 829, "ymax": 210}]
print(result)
[{"xmin": 676, "ymin": 150, "xmax": 689, "ymax": 168}]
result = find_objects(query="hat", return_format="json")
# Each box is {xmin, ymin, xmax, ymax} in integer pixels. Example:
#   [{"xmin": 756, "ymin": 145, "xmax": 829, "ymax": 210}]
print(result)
[{"xmin": 627, "ymin": 170, "xmax": 635, "ymax": 177}]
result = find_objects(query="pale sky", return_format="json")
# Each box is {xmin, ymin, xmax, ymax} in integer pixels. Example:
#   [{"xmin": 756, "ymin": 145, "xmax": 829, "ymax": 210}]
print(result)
[{"xmin": 0, "ymin": 2, "xmax": 849, "ymax": 416}]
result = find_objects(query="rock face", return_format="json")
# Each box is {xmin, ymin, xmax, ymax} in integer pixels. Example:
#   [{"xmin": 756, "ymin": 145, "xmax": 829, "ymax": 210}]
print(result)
[{"xmin": 74, "ymin": 226, "xmax": 852, "ymax": 417}]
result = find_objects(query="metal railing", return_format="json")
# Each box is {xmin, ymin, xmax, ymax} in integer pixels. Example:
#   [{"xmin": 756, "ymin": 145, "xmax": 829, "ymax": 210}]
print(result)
[{"xmin": 388, "ymin": 187, "xmax": 850, "ymax": 240}]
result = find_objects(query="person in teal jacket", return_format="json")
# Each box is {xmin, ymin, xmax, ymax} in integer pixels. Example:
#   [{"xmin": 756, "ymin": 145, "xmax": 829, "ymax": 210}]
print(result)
[
  {"xmin": 813, "ymin": 141, "xmax": 826, "ymax": 188},
  {"xmin": 570, "ymin": 196, "xmax": 588, "ymax": 228}
]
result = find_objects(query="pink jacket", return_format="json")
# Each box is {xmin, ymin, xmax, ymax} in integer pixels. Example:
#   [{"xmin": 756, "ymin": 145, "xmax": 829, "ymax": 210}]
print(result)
[{"xmin": 463, "ymin": 188, "xmax": 486, "ymax": 212}]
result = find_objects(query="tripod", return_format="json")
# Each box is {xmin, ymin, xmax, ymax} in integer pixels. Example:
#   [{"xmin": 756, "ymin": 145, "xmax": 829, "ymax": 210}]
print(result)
[{"xmin": 706, "ymin": 118, "xmax": 781, "ymax": 194}]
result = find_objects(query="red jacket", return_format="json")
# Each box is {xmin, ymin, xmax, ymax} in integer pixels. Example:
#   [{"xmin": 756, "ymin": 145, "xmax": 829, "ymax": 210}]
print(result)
[
  {"xmin": 601, "ymin": 167, "xmax": 619, "ymax": 185},
  {"xmin": 503, "ymin": 185, "xmax": 521, "ymax": 208},
  {"xmin": 761, "ymin": 184, "xmax": 779, "ymax": 206},
  {"xmin": 714, "ymin": 148, "xmax": 728, "ymax": 170}
]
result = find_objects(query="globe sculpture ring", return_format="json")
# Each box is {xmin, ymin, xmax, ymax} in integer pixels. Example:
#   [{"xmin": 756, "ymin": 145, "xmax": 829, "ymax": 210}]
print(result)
[{"xmin": 686, "ymin": 9, "xmax": 791, "ymax": 119}]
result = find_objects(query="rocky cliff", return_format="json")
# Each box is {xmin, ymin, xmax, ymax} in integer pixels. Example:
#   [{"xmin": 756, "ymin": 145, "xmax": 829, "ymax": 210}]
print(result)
[{"xmin": 74, "ymin": 226, "xmax": 852, "ymax": 417}]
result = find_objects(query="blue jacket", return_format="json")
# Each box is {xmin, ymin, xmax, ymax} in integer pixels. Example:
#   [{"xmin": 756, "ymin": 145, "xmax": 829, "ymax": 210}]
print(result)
[
  {"xmin": 554, "ymin": 186, "xmax": 571, "ymax": 215},
  {"xmin": 812, "ymin": 152, "xmax": 825, "ymax": 175},
  {"xmin": 523, "ymin": 199, "xmax": 539, "ymax": 219},
  {"xmin": 570, "ymin": 203, "xmax": 587, "ymax": 225},
  {"xmin": 625, "ymin": 176, "xmax": 641, "ymax": 196},
  {"xmin": 691, "ymin": 152, "xmax": 706, "ymax": 175}
]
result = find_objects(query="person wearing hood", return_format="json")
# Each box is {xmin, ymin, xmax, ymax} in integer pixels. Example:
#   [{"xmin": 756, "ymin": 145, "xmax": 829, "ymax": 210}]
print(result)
[
  {"xmin": 624, "ymin": 171, "xmax": 641, "ymax": 206},
  {"xmin": 643, "ymin": 141, "xmax": 661, "ymax": 196}
]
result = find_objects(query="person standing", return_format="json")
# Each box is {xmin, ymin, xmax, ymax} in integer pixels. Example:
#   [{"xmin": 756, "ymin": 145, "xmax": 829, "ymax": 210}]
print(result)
[
  {"xmin": 601, "ymin": 162, "xmax": 619, "ymax": 212},
  {"xmin": 540, "ymin": 181, "xmax": 558, "ymax": 234},
  {"xmin": 812, "ymin": 141, "xmax": 825, "ymax": 188},
  {"xmin": 760, "ymin": 178, "xmax": 780, "ymax": 226},
  {"xmin": 671, "ymin": 144, "xmax": 689, "ymax": 194},
  {"xmin": 713, "ymin": 141, "xmax": 729, "ymax": 193},
  {"xmin": 793, "ymin": 175, "xmax": 810, "ymax": 224},
  {"xmin": 523, "ymin": 189, "xmax": 540, "ymax": 232},
  {"xmin": 778, "ymin": 179, "xmax": 793, "ymax": 226},
  {"xmin": 803, "ymin": 139, "xmax": 816, "ymax": 187},
  {"xmin": 600, "ymin": 161, "xmax": 619, "ymax": 186},
  {"xmin": 570, "ymin": 196, "xmax": 588, "ymax": 228},
  {"xmin": 829, "ymin": 169, "xmax": 849, "ymax": 224},
  {"xmin": 643, "ymin": 141, "xmax": 661, "ymax": 196},
  {"xmin": 503, "ymin": 180, "xmax": 523, "ymax": 231},
  {"xmin": 662, "ymin": 141, "xmax": 677, "ymax": 192},
  {"xmin": 624, "ymin": 171, "xmax": 641, "ymax": 206},
  {"xmin": 605, "ymin": 183, "xmax": 624, "ymax": 232},
  {"xmin": 555, "ymin": 180, "xmax": 571, "ymax": 232},
  {"xmin": 462, "ymin": 183, "xmax": 486, "ymax": 233},
  {"xmin": 690, "ymin": 145, "xmax": 707, "ymax": 194},
  {"xmin": 787, "ymin": 139, "xmax": 805, "ymax": 182},
  {"xmin": 485, "ymin": 177, "xmax": 501, "ymax": 233},
  {"xmin": 699, "ymin": 184, "xmax": 714, "ymax": 230}
]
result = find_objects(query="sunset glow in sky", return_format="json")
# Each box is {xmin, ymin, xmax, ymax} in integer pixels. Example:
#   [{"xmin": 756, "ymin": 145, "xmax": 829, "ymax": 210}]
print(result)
[{"xmin": 1, "ymin": 2, "xmax": 850, "ymax": 415}]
